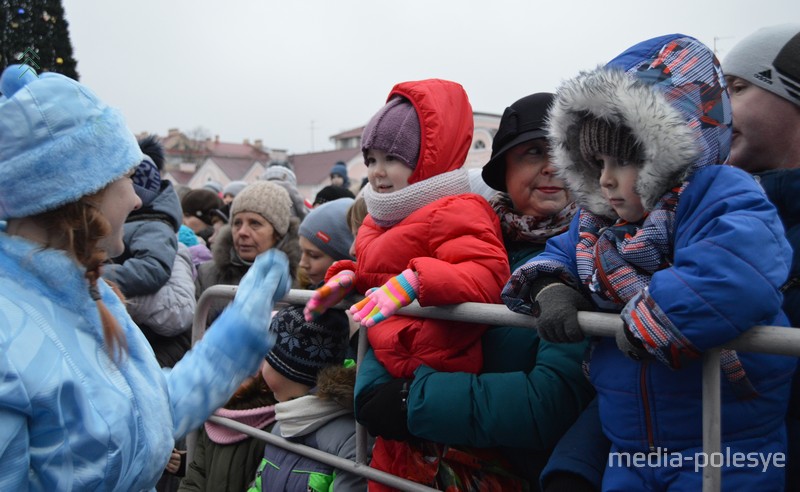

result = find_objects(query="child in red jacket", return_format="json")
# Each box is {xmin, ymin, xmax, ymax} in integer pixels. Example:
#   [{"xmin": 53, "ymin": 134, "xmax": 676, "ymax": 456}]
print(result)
[{"xmin": 304, "ymin": 78, "xmax": 510, "ymax": 490}]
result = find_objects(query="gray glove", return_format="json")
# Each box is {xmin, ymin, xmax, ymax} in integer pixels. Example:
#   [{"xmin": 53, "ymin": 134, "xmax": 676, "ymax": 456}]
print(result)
[
  {"xmin": 533, "ymin": 281, "xmax": 593, "ymax": 343},
  {"xmin": 615, "ymin": 322, "xmax": 652, "ymax": 361},
  {"xmin": 231, "ymin": 249, "xmax": 291, "ymax": 330}
]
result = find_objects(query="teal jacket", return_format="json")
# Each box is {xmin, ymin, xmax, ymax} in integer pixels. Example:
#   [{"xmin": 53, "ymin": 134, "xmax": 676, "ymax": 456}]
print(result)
[{"xmin": 354, "ymin": 240, "xmax": 594, "ymax": 483}]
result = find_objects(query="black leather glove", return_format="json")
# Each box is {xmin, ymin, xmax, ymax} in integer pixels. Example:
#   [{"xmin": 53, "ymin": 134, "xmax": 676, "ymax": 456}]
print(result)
[
  {"xmin": 615, "ymin": 322, "xmax": 652, "ymax": 361},
  {"xmin": 356, "ymin": 378, "xmax": 412, "ymax": 441},
  {"xmin": 532, "ymin": 279, "xmax": 593, "ymax": 343}
]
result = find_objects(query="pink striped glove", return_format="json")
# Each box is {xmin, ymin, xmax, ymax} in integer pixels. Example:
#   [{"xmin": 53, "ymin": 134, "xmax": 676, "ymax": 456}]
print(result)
[
  {"xmin": 350, "ymin": 269, "xmax": 419, "ymax": 328},
  {"xmin": 303, "ymin": 270, "xmax": 356, "ymax": 321}
]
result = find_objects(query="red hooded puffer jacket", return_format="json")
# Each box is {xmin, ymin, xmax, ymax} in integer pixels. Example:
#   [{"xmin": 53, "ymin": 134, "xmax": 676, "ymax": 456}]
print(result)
[{"xmin": 329, "ymin": 79, "xmax": 509, "ymax": 378}]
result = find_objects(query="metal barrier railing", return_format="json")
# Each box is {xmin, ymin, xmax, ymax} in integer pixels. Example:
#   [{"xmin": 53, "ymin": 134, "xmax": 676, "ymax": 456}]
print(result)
[{"xmin": 189, "ymin": 286, "xmax": 800, "ymax": 492}]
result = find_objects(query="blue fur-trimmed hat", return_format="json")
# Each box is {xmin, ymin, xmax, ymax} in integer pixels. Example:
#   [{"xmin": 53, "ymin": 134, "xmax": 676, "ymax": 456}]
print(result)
[
  {"xmin": 265, "ymin": 305, "xmax": 349, "ymax": 386},
  {"xmin": 0, "ymin": 64, "xmax": 143, "ymax": 220}
]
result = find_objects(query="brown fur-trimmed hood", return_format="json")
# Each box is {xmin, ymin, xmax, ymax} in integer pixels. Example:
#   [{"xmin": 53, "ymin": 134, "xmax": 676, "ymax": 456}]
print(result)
[{"xmin": 315, "ymin": 365, "xmax": 356, "ymax": 411}]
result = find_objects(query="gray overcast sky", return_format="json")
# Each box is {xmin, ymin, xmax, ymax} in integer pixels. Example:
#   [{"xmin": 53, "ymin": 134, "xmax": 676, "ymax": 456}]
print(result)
[{"xmin": 61, "ymin": 0, "xmax": 794, "ymax": 155}]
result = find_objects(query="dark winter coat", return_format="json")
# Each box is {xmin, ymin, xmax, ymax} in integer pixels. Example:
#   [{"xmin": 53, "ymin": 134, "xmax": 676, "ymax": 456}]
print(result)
[
  {"xmin": 179, "ymin": 386, "xmax": 276, "ymax": 492},
  {"xmin": 759, "ymin": 168, "xmax": 800, "ymax": 492}
]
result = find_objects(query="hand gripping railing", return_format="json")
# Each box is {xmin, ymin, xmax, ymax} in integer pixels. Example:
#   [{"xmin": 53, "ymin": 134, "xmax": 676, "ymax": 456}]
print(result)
[{"xmin": 190, "ymin": 286, "xmax": 800, "ymax": 492}]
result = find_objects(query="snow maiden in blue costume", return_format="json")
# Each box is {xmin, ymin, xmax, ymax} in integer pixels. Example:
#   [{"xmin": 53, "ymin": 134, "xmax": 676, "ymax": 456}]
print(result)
[
  {"xmin": 0, "ymin": 65, "xmax": 290, "ymax": 491},
  {"xmin": 502, "ymin": 35, "xmax": 797, "ymax": 490}
]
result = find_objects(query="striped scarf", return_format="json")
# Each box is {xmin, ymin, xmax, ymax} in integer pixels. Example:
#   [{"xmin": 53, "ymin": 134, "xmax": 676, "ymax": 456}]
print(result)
[{"xmin": 576, "ymin": 184, "xmax": 756, "ymax": 397}]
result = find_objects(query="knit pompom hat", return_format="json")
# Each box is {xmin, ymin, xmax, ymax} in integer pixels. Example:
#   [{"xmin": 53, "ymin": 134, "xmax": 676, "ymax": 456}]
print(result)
[
  {"xmin": 579, "ymin": 117, "xmax": 643, "ymax": 165},
  {"xmin": 132, "ymin": 155, "xmax": 162, "ymax": 207},
  {"xmin": 299, "ymin": 197, "xmax": 355, "ymax": 261},
  {"xmin": 265, "ymin": 305, "xmax": 349, "ymax": 386},
  {"xmin": 723, "ymin": 24, "xmax": 800, "ymax": 106},
  {"xmin": 0, "ymin": 64, "xmax": 143, "ymax": 219},
  {"xmin": 361, "ymin": 96, "xmax": 421, "ymax": 170},
  {"xmin": 230, "ymin": 181, "xmax": 293, "ymax": 236}
]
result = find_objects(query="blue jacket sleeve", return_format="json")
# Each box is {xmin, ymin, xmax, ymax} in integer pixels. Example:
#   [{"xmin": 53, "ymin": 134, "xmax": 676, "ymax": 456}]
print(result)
[
  {"xmin": 623, "ymin": 166, "xmax": 793, "ymax": 366},
  {"xmin": 165, "ymin": 306, "xmax": 272, "ymax": 439},
  {"xmin": 539, "ymin": 397, "xmax": 607, "ymax": 491},
  {"xmin": 502, "ymin": 214, "xmax": 582, "ymax": 316},
  {"xmin": 353, "ymin": 347, "xmax": 393, "ymax": 413},
  {"xmin": 405, "ymin": 327, "xmax": 594, "ymax": 449}
]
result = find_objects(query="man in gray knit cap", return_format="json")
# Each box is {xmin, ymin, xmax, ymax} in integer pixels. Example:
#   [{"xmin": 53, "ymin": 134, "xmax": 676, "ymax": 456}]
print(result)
[
  {"xmin": 724, "ymin": 23, "xmax": 800, "ymax": 492},
  {"xmin": 723, "ymin": 23, "xmax": 800, "ymax": 172}
]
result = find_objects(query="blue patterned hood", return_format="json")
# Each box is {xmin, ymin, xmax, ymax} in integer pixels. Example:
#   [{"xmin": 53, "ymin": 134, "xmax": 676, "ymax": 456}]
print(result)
[{"xmin": 547, "ymin": 34, "xmax": 732, "ymax": 219}]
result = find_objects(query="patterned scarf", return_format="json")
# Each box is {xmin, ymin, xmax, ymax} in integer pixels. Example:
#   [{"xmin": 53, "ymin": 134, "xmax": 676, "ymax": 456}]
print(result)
[
  {"xmin": 363, "ymin": 168, "xmax": 471, "ymax": 228},
  {"xmin": 576, "ymin": 184, "xmax": 755, "ymax": 397},
  {"xmin": 575, "ymin": 187, "xmax": 679, "ymax": 304},
  {"xmin": 490, "ymin": 193, "xmax": 578, "ymax": 244}
]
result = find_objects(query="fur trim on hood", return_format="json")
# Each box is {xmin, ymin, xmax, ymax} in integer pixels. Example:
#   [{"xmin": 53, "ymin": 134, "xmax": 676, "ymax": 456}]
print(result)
[
  {"xmin": 315, "ymin": 365, "xmax": 356, "ymax": 411},
  {"xmin": 547, "ymin": 34, "xmax": 732, "ymax": 219}
]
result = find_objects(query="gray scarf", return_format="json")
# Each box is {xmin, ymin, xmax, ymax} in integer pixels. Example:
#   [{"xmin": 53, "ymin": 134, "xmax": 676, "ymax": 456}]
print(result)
[{"xmin": 363, "ymin": 168, "xmax": 471, "ymax": 228}]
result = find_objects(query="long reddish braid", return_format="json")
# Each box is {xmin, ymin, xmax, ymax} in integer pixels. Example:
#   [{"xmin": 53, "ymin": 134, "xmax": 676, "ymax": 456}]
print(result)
[{"xmin": 34, "ymin": 193, "xmax": 128, "ymax": 360}]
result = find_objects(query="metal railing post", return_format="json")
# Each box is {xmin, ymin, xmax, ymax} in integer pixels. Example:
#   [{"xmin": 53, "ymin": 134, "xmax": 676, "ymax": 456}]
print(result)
[
  {"xmin": 702, "ymin": 348, "xmax": 722, "ymax": 492},
  {"xmin": 355, "ymin": 322, "xmax": 370, "ymax": 465},
  {"xmin": 184, "ymin": 288, "xmax": 800, "ymax": 491},
  {"xmin": 209, "ymin": 415, "xmax": 438, "ymax": 491}
]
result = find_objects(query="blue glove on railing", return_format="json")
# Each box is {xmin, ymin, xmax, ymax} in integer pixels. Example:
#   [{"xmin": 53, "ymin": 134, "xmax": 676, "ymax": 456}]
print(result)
[{"xmin": 231, "ymin": 249, "xmax": 291, "ymax": 334}]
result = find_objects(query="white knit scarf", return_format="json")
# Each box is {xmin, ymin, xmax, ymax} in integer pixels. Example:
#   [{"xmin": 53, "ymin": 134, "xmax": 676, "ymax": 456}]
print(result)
[{"xmin": 363, "ymin": 168, "xmax": 471, "ymax": 228}]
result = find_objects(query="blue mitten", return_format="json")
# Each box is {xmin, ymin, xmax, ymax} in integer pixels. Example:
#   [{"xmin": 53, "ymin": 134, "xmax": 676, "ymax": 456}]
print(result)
[{"xmin": 231, "ymin": 249, "xmax": 291, "ymax": 334}]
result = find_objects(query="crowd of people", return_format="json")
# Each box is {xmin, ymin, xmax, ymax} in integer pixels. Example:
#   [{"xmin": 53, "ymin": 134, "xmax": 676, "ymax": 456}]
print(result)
[{"xmin": 0, "ymin": 23, "xmax": 799, "ymax": 492}]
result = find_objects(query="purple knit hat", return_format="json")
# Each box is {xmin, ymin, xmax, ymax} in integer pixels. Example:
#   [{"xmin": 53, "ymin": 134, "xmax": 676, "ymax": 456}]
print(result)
[{"xmin": 361, "ymin": 96, "xmax": 421, "ymax": 170}]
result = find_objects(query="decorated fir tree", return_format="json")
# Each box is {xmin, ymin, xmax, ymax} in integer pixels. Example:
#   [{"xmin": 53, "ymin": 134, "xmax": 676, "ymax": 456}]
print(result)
[{"xmin": 1, "ymin": 0, "xmax": 79, "ymax": 80}]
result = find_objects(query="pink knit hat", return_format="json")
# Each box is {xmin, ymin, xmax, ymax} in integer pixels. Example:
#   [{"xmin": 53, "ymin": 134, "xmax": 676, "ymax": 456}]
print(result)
[{"xmin": 361, "ymin": 96, "xmax": 421, "ymax": 170}]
